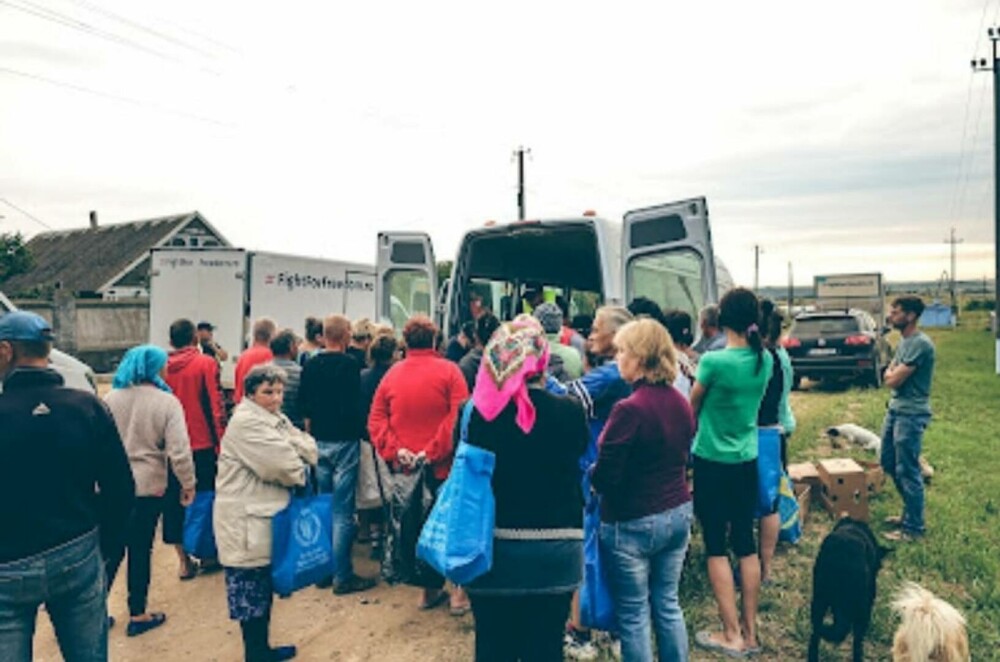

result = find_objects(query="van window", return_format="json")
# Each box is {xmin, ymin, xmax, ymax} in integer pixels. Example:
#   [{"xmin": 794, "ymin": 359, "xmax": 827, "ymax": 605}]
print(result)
[
  {"xmin": 468, "ymin": 278, "xmax": 600, "ymax": 323},
  {"xmin": 627, "ymin": 250, "xmax": 705, "ymax": 320},
  {"xmin": 385, "ymin": 270, "xmax": 431, "ymax": 327}
]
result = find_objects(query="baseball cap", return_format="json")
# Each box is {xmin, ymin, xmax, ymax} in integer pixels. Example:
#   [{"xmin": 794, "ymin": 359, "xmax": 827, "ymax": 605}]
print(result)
[
  {"xmin": 197, "ymin": 321, "xmax": 215, "ymax": 331},
  {"xmin": 0, "ymin": 311, "xmax": 55, "ymax": 342}
]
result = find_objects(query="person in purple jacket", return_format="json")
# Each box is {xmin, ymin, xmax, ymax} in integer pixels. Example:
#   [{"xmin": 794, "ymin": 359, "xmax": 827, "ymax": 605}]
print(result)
[{"xmin": 591, "ymin": 318, "xmax": 696, "ymax": 662}]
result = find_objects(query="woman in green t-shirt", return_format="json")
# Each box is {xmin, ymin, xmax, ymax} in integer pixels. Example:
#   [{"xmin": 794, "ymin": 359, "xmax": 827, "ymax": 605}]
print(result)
[{"xmin": 690, "ymin": 288, "xmax": 772, "ymax": 658}]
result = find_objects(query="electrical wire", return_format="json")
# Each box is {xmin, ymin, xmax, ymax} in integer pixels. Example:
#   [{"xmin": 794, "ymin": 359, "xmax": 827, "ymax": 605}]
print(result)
[
  {"xmin": 0, "ymin": 198, "xmax": 54, "ymax": 231},
  {"xmin": 0, "ymin": 65, "xmax": 236, "ymax": 128}
]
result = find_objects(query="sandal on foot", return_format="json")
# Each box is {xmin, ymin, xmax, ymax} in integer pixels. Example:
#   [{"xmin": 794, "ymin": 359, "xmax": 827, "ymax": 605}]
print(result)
[
  {"xmin": 178, "ymin": 557, "xmax": 197, "ymax": 581},
  {"xmin": 418, "ymin": 591, "xmax": 450, "ymax": 610},
  {"xmin": 883, "ymin": 515, "xmax": 903, "ymax": 528},
  {"xmin": 449, "ymin": 604, "xmax": 471, "ymax": 617},
  {"xmin": 694, "ymin": 630, "xmax": 748, "ymax": 659}
]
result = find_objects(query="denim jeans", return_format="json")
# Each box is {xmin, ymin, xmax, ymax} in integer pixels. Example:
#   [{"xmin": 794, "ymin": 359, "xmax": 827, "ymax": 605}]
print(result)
[
  {"xmin": 315, "ymin": 440, "xmax": 360, "ymax": 584},
  {"xmin": 0, "ymin": 529, "xmax": 108, "ymax": 662},
  {"xmin": 880, "ymin": 410, "xmax": 931, "ymax": 535},
  {"xmin": 599, "ymin": 502, "xmax": 693, "ymax": 662}
]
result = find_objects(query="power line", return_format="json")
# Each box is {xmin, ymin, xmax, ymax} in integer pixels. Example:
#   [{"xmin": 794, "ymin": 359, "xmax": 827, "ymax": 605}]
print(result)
[
  {"xmin": 947, "ymin": 0, "xmax": 995, "ymax": 226},
  {"xmin": 0, "ymin": 198, "xmax": 54, "ymax": 231},
  {"xmin": 62, "ymin": 0, "xmax": 219, "ymax": 60},
  {"xmin": 0, "ymin": 0, "xmax": 222, "ymax": 75},
  {"xmin": 0, "ymin": 65, "xmax": 236, "ymax": 128}
]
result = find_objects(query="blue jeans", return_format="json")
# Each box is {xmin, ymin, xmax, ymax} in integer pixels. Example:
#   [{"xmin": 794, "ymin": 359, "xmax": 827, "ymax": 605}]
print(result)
[
  {"xmin": 315, "ymin": 440, "xmax": 360, "ymax": 584},
  {"xmin": 599, "ymin": 502, "xmax": 693, "ymax": 662},
  {"xmin": 880, "ymin": 410, "xmax": 931, "ymax": 535},
  {"xmin": 0, "ymin": 529, "xmax": 107, "ymax": 662}
]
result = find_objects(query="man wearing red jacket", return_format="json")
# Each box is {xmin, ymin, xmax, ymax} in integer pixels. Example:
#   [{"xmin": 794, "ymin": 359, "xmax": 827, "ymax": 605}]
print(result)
[
  {"xmin": 164, "ymin": 318, "xmax": 226, "ymax": 579},
  {"xmin": 233, "ymin": 318, "xmax": 276, "ymax": 403}
]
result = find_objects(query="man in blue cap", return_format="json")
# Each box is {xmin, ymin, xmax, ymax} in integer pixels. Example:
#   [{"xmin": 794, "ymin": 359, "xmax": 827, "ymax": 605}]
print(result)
[{"xmin": 0, "ymin": 311, "xmax": 135, "ymax": 661}]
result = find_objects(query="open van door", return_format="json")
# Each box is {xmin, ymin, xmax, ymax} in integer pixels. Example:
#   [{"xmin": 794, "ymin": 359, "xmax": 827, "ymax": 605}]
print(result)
[
  {"xmin": 622, "ymin": 197, "xmax": 719, "ymax": 321},
  {"xmin": 376, "ymin": 232, "xmax": 437, "ymax": 330}
]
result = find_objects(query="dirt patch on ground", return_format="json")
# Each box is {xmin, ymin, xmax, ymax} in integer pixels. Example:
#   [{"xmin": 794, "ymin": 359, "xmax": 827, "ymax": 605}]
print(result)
[{"xmin": 34, "ymin": 544, "xmax": 474, "ymax": 661}]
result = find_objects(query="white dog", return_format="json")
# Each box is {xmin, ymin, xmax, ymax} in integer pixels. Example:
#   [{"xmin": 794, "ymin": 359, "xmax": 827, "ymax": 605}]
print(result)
[
  {"xmin": 826, "ymin": 423, "xmax": 882, "ymax": 455},
  {"xmin": 891, "ymin": 583, "xmax": 969, "ymax": 662}
]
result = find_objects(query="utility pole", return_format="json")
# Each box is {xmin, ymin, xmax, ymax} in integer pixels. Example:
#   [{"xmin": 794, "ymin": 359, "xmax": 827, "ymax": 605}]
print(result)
[
  {"xmin": 972, "ymin": 29, "xmax": 1000, "ymax": 374},
  {"xmin": 514, "ymin": 147, "xmax": 530, "ymax": 220},
  {"xmin": 753, "ymin": 245, "xmax": 763, "ymax": 291},
  {"xmin": 944, "ymin": 227, "xmax": 964, "ymax": 317}
]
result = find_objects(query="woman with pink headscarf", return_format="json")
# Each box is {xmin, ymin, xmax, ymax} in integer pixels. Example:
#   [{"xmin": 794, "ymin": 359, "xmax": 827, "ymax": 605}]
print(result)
[{"xmin": 459, "ymin": 316, "xmax": 591, "ymax": 662}]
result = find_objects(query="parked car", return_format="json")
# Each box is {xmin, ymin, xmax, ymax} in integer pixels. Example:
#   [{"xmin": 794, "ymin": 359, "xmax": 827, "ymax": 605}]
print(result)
[
  {"xmin": 0, "ymin": 291, "xmax": 97, "ymax": 393},
  {"xmin": 781, "ymin": 309, "xmax": 892, "ymax": 389}
]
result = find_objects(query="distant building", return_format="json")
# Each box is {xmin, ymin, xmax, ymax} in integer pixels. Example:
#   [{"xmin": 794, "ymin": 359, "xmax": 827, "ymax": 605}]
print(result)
[
  {"xmin": 3, "ymin": 211, "xmax": 229, "ymax": 299},
  {"xmin": 919, "ymin": 301, "xmax": 956, "ymax": 328}
]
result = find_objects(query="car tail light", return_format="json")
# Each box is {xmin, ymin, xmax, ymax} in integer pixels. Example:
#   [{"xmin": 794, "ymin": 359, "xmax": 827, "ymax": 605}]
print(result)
[
  {"xmin": 780, "ymin": 337, "xmax": 801, "ymax": 349},
  {"xmin": 845, "ymin": 335, "xmax": 872, "ymax": 346}
]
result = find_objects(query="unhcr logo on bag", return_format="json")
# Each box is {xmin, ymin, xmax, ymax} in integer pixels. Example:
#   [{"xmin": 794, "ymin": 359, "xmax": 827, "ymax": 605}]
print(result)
[{"xmin": 293, "ymin": 508, "xmax": 322, "ymax": 547}]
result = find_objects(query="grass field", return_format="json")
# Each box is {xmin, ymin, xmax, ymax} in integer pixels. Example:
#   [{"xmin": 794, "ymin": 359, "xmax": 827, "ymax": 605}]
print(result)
[{"xmin": 677, "ymin": 313, "xmax": 1000, "ymax": 661}]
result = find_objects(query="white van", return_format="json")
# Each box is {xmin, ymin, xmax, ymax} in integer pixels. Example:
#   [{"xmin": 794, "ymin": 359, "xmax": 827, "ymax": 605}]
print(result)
[
  {"xmin": 0, "ymin": 291, "xmax": 97, "ymax": 393},
  {"xmin": 375, "ymin": 197, "xmax": 732, "ymax": 338}
]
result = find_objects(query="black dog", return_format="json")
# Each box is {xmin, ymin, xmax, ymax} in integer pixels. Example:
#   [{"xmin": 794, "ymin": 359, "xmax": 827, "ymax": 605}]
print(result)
[{"xmin": 808, "ymin": 518, "xmax": 890, "ymax": 662}]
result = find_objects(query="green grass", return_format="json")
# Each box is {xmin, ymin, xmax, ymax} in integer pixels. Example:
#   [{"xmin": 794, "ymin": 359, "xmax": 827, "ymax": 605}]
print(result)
[{"xmin": 679, "ymin": 314, "xmax": 1000, "ymax": 661}]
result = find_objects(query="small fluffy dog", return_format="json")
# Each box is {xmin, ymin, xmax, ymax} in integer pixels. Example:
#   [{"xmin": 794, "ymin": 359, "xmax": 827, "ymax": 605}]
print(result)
[
  {"xmin": 892, "ymin": 582, "xmax": 969, "ymax": 661},
  {"xmin": 809, "ymin": 518, "xmax": 889, "ymax": 662},
  {"xmin": 826, "ymin": 423, "xmax": 882, "ymax": 454}
]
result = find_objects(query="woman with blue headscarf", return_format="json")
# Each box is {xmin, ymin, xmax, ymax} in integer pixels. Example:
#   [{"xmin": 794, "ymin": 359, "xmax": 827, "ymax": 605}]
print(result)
[{"xmin": 104, "ymin": 345, "xmax": 196, "ymax": 637}]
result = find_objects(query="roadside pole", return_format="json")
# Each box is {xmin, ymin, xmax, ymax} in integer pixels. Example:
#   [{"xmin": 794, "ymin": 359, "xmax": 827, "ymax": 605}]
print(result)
[{"xmin": 972, "ymin": 29, "xmax": 1000, "ymax": 374}]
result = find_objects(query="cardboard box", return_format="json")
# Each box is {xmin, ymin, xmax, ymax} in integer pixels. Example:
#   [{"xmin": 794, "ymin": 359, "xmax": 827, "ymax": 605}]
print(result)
[
  {"xmin": 794, "ymin": 483, "xmax": 811, "ymax": 526},
  {"xmin": 858, "ymin": 460, "xmax": 886, "ymax": 496},
  {"xmin": 817, "ymin": 458, "xmax": 869, "ymax": 520},
  {"xmin": 788, "ymin": 462, "xmax": 822, "ymax": 494}
]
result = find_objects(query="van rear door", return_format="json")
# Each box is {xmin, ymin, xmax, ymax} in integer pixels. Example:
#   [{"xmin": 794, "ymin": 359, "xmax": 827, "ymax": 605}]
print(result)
[
  {"xmin": 375, "ymin": 232, "xmax": 437, "ymax": 330},
  {"xmin": 622, "ymin": 197, "xmax": 718, "ymax": 320}
]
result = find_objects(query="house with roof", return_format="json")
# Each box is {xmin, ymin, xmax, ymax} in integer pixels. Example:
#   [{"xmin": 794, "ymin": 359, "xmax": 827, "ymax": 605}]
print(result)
[{"xmin": 3, "ymin": 211, "xmax": 230, "ymax": 299}]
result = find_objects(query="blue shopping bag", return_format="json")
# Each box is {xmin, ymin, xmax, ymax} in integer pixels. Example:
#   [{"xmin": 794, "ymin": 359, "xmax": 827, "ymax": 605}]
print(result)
[
  {"xmin": 271, "ymin": 489, "xmax": 335, "ymax": 598},
  {"xmin": 183, "ymin": 491, "xmax": 217, "ymax": 560},
  {"xmin": 756, "ymin": 427, "xmax": 783, "ymax": 517},
  {"xmin": 777, "ymin": 473, "xmax": 802, "ymax": 544},
  {"xmin": 579, "ymin": 494, "xmax": 615, "ymax": 631},
  {"xmin": 416, "ymin": 401, "xmax": 496, "ymax": 586}
]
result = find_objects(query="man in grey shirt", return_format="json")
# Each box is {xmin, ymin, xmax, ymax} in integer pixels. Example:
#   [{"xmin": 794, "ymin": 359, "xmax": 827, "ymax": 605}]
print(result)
[
  {"xmin": 269, "ymin": 329, "xmax": 303, "ymax": 429},
  {"xmin": 880, "ymin": 295, "xmax": 935, "ymax": 542},
  {"xmin": 693, "ymin": 304, "xmax": 726, "ymax": 356}
]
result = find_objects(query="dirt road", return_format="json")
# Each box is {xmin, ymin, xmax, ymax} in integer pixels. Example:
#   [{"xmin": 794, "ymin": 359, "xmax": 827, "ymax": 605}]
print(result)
[{"xmin": 34, "ymin": 542, "xmax": 474, "ymax": 661}]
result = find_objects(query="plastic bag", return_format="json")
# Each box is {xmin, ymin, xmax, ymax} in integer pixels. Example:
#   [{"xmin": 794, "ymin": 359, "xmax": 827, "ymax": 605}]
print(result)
[
  {"xmin": 183, "ymin": 491, "xmax": 217, "ymax": 560},
  {"xmin": 417, "ymin": 401, "xmax": 495, "ymax": 585},
  {"xmin": 356, "ymin": 440, "xmax": 391, "ymax": 510},
  {"xmin": 756, "ymin": 427, "xmax": 783, "ymax": 517},
  {"xmin": 580, "ymin": 494, "xmax": 615, "ymax": 631},
  {"xmin": 777, "ymin": 473, "xmax": 802, "ymax": 544},
  {"xmin": 271, "ymin": 492, "xmax": 335, "ymax": 597},
  {"xmin": 381, "ymin": 464, "xmax": 434, "ymax": 586}
]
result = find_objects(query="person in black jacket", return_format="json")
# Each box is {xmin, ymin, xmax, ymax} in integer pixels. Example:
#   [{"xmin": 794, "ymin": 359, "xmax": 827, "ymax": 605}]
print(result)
[
  {"xmin": 0, "ymin": 311, "xmax": 135, "ymax": 661},
  {"xmin": 462, "ymin": 316, "xmax": 590, "ymax": 662},
  {"xmin": 458, "ymin": 313, "xmax": 500, "ymax": 392}
]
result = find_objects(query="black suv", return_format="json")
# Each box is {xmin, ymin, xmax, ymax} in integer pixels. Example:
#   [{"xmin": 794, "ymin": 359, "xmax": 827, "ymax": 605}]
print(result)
[{"xmin": 781, "ymin": 310, "xmax": 892, "ymax": 389}]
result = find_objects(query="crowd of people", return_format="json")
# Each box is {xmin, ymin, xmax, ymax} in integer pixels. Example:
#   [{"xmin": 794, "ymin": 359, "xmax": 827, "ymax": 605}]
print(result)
[{"xmin": 0, "ymin": 287, "xmax": 935, "ymax": 662}]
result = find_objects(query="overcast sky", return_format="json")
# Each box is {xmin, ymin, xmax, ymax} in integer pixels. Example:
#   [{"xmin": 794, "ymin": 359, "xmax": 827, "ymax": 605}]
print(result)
[{"xmin": 0, "ymin": 0, "xmax": 997, "ymax": 287}]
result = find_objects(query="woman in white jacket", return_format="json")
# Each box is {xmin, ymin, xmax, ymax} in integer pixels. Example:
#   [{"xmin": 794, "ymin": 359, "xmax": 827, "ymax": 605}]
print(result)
[{"xmin": 214, "ymin": 364, "xmax": 318, "ymax": 662}]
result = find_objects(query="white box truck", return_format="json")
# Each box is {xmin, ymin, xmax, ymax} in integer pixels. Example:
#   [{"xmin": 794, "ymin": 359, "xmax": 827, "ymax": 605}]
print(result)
[{"xmin": 148, "ymin": 248, "xmax": 376, "ymax": 388}]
